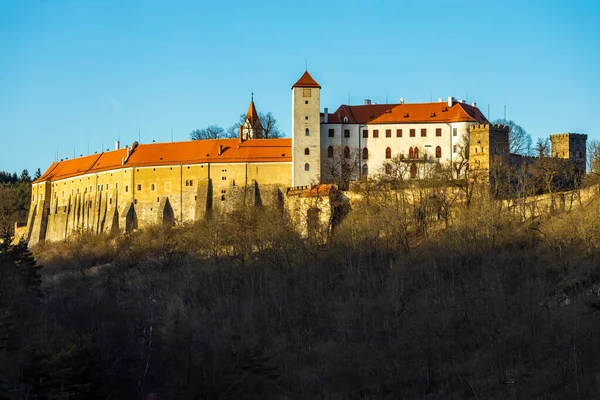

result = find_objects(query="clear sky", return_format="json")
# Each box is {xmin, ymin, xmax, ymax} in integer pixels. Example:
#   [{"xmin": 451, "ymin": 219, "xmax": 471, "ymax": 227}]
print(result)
[{"xmin": 1, "ymin": 0, "xmax": 599, "ymax": 174}]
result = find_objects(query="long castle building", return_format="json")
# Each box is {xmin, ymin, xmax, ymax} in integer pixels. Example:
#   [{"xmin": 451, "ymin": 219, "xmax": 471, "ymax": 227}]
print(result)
[{"xmin": 23, "ymin": 71, "xmax": 587, "ymax": 244}]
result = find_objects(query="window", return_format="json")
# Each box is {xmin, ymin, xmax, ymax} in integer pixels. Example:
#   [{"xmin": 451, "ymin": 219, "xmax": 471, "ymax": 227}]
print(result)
[
  {"xmin": 362, "ymin": 147, "xmax": 369, "ymax": 160},
  {"xmin": 421, "ymin": 128, "xmax": 427, "ymax": 137},
  {"xmin": 436, "ymin": 128, "xmax": 442, "ymax": 137},
  {"xmin": 362, "ymin": 164, "xmax": 369, "ymax": 176},
  {"xmin": 327, "ymin": 146, "xmax": 334, "ymax": 158},
  {"xmin": 386, "ymin": 129, "xmax": 391, "ymax": 138},
  {"xmin": 363, "ymin": 129, "xmax": 368, "ymax": 138},
  {"xmin": 385, "ymin": 147, "xmax": 391, "ymax": 159},
  {"xmin": 137, "ymin": 184, "xmax": 142, "ymax": 191},
  {"xmin": 453, "ymin": 128, "xmax": 457, "ymax": 137},
  {"xmin": 373, "ymin": 130, "xmax": 379, "ymax": 138},
  {"xmin": 125, "ymin": 185, "xmax": 129, "ymax": 193},
  {"xmin": 344, "ymin": 129, "xmax": 350, "ymax": 138},
  {"xmin": 328, "ymin": 128, "xmax": 334, "ymax": 137},
  {"xmin": 343, "ymin": 146, "xmax": 350, "ymax": 158},
  {"xmin": 435, "ymin": 146, "xmax": 442, "ymax": 158},
  {"xmin": 385, "ymin": 164, "xmax": 392, "ymax": 175},
  {"xmin": 305, "ymin": 128, "xmax": 310, "ymax": 136},
  {"xmin": 115, "ymin": 183, "xmax": 118, "ymax": 189},
  {"xmin": 304, "ymin": 148, "xmax": 310, "ymax": 155},
  {"xmin": 410, "ymin": 129, "xmax": 415, "ymax": 137},
  {"xmin": 151, "ymin": 184, "xmax": 155, "ymax": 191},
  {"xmin": 453, "ymin": 145, "xmax": 457, "ymax": 153},
  {"xmin": 409, "ymin": 147, "xmax": 414, "ymax": 159},
  {"xmin": 305, "ymin": 116, "xmax": 308, "ymax": 120},
  {"xmin": 414, "ymin": 147, "xmax": 419, "ymax": 159},
  {"xmin": 305, "ymin": 100, "xmax": 308, "ymax": 104},
  {"xmin": 304, "ymin": 163, "xmax": 310, "ymax": 171},
  {"xmin": 396, "ymin": 129, "xmax": 402, "ymax": 137}
]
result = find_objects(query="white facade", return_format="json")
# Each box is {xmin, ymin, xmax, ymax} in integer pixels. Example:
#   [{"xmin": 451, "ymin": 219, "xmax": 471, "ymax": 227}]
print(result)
[{"xmin": 320, "ymin": 120, "xmax": 472, "ymax": 180}]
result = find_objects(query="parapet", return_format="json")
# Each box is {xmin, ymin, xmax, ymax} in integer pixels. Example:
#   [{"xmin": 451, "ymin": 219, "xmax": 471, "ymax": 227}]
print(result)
[
  {"xmin": 470, "ymin": 124, "xmax": 509, "ymax": 132},
  {"xmin": 549, "ymin": 133, "xmax": 588, "ymax": 140}
]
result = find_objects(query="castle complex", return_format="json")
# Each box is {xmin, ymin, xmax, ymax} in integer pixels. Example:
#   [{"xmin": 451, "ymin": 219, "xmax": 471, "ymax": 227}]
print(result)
[{"xmin": 21, "ymin": 71, "xmax": 587, "ymax": 244}]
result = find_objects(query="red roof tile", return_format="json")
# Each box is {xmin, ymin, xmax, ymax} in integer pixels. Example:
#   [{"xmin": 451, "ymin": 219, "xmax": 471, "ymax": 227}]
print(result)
[
  {"xmin": 35, "ymin": 139, "xmax": 292, "ymax": 183},
  {"xmin": 292, "ymin": 71, "xmax": 321, "ymax": 89},
  {"xmin": 323, "ymin": 102, "xmax": 488, "ymax": 125}
]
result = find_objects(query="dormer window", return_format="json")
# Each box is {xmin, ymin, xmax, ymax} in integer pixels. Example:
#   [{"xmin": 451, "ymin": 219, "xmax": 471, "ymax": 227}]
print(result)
[{"xmin": 343, "ymin": 116, "xmax": 348, "ymax": 123}]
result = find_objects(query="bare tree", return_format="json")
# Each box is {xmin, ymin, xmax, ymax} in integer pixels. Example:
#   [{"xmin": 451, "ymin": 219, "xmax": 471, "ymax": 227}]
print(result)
[
  {"xmin": 259, "ymin": 112, "xmax": 284, "ymax": 138},
  {"xmin": 492, "ymin": 118, "xmax": 532, "ymax": 155},
  {"xmin": 535, "ymin": 137, "xmax": 551, "ymax": 158},
  {"xmin": 189, "ymin": 125, "xmax": 225, "ymax": 140},
  {"xmin": 323, "ymin": 146, "xmax": 360, "ymax": 190},
  {"xmin": 587, "ymin": 139, "xmax": 600, "ymax": 175}
]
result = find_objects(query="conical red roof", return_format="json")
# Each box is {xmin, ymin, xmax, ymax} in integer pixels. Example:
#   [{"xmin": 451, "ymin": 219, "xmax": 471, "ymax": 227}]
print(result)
[{"xmin": 292, "ymin": 71, "xmax": 321, "ymax": 89}]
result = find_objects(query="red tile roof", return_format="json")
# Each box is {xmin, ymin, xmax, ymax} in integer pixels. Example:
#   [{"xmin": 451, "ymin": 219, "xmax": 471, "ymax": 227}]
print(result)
[
  {"xmin": 323, "ymin": 102, "xmax": 488, "ymax": 125},
  {"xmin": 35, "ymin": 138, "xmax": 292, "ymax": 183},
  {"xmin": 292, "ymin": 71, "xmax": 321, "ymax": 89}
]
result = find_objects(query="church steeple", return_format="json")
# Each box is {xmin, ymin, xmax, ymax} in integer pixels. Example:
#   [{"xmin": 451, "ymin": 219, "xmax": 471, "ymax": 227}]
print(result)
[{"xmin": 240, "ymin": 93, "xmax": 264, "ymax": 141}]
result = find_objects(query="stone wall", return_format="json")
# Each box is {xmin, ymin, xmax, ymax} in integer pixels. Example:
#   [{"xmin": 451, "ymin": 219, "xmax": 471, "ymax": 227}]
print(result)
[{"xmin": 24, "ymin": 160, "xmax": 292, "ymax": 245}]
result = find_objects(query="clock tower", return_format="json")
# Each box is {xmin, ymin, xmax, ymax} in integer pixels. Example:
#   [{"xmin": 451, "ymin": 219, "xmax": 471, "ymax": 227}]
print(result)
[{"xmin": 291, "ymin": 71, "xmax": 321, "ymax": 187}]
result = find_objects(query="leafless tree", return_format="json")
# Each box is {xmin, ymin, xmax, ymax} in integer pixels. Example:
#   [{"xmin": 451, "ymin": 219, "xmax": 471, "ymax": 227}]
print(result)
[
  {"xmin": 587, "ymin": 139, "xmax": 600, "ymax": 175},
  {"xmin": 189, "ymin": 125, "xmax": 225, "ymax": 140},
  {"xmin": 492, "ymin": 118, "xmax": 532, "ymax": 155},
  {"xmin": 535, "ymin": 137, "xmax": 551, "ymax": 158},
  {"xmin": 322, "ymin": 146, "xmax": 361, "ymax": 190}
]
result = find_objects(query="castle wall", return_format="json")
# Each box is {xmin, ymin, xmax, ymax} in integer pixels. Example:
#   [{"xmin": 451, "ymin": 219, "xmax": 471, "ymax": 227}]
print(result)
[{"xmin": 26, "ymin": 160, "xmax": 292, "ymax": 244}]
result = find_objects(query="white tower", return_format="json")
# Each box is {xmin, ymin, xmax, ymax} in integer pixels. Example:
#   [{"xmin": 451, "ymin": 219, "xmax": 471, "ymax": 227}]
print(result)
[{"xmin": 292, "ymin": 71, "xmax": 321, "ymax": 187}]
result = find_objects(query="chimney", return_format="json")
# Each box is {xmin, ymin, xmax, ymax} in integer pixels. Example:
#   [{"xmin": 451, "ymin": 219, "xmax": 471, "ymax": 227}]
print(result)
[
  {"xmin": 472, "ymin": 102, "xmax": 477, "ymax": 107},
  {"xmin": 115, "ymin": 140, "xmax": 120, "ymax": 150},
  {"xmin": 364, "ymin": 99, "xmax": 372, "ymax": 105},
  {"xmin": 218, "ymin": 144, "xmax": 223, "ymax": 156},
  {"xmin": 460, "ymin": 99, "xmax": 466, "ymax": 104},
  {"xmin": 324, "ymin": 108, "xmax": 328, "ymax": 123},
  {"xmin": 438, "ymin": 98, "xmax": 443, "ymax": 103},
  {"xmin": 447, "ymin": 96, "xmax": 454, "ymax": 107},
  {"xmin": 399, "ymin": 97, "xmax": 404, "ymax": 104}
]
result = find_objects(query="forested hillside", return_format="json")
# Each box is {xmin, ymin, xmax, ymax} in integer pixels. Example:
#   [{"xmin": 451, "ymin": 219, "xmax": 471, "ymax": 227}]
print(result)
[{"xmin": 2, "ymin": 182, "xmax": 600, "ymax": 399}]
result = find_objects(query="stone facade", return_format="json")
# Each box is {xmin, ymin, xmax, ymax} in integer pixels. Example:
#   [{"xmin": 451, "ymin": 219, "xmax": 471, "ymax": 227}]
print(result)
[
  {"xmin": 292, "ymin": 72, "xmax": 321, "ymax": 187},
  {"xmin": 26, "ymin": 161, "xmax": 292, "ymax": 245},
  {"xmin": 550, "ymin": 133, "xmax": 587, "ymax": 173},
  {"xmin": 469, "ymin": 124, "xmax": 510, "ymax": 181}
]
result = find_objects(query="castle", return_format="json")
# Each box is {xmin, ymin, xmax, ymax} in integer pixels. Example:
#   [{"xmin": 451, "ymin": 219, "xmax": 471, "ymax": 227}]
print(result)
[{"xmin": 20, "ymin": 71, "xmax": 587, "ymax": 244}]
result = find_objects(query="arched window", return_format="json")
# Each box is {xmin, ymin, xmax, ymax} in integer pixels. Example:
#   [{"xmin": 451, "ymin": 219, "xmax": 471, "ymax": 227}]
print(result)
[
  {"xmin": 304, "ymin": 147, "xmax": 310, "ymax": 155},
  {"xmin": 362, "ymin": 147, "xmax": 369, "ymax": 160},
  {"xmin": 385, "ymin": 147, "xmax": 391, "ymax": 159},
  {"xmin": 410, "ymin": 163, "xmax": 417, "ymax": 179},
  {"xmin": 305, "ymin": 128, "xmax": 310, "ymax": 136},
  {"xmin": 344, "ymin": 146, "xmax": 350, "ymax": 158},
  {"xmin": 304, "ymin": 163, "xmax": 310, "ymax": 171},
  {"xmin": 362, "ymin": 164, "xmax": 369, "ymax": 176},
  {"xmin": 327, "ymin": 146, "xmax": 334, "ymax": 158},
  {"xmin": 414, "ymin": 147, "xmax": 419, "ymax": 159},
  {"xmin": 435, "ymin": 146, "xmax": 442, "ymax": 159},
  {"xmin": 385, "ymin": 164, "xmax": 392, "ymax": 175},
  {"xmin": 408, "ymin": 147, "xmax": 414, "ymax": 159}
]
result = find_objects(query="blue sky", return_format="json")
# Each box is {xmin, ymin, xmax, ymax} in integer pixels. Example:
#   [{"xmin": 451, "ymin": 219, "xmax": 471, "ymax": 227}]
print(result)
[{"xmin": 1, "ymin": 0, "xmax": 599, "ymax": 174}]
